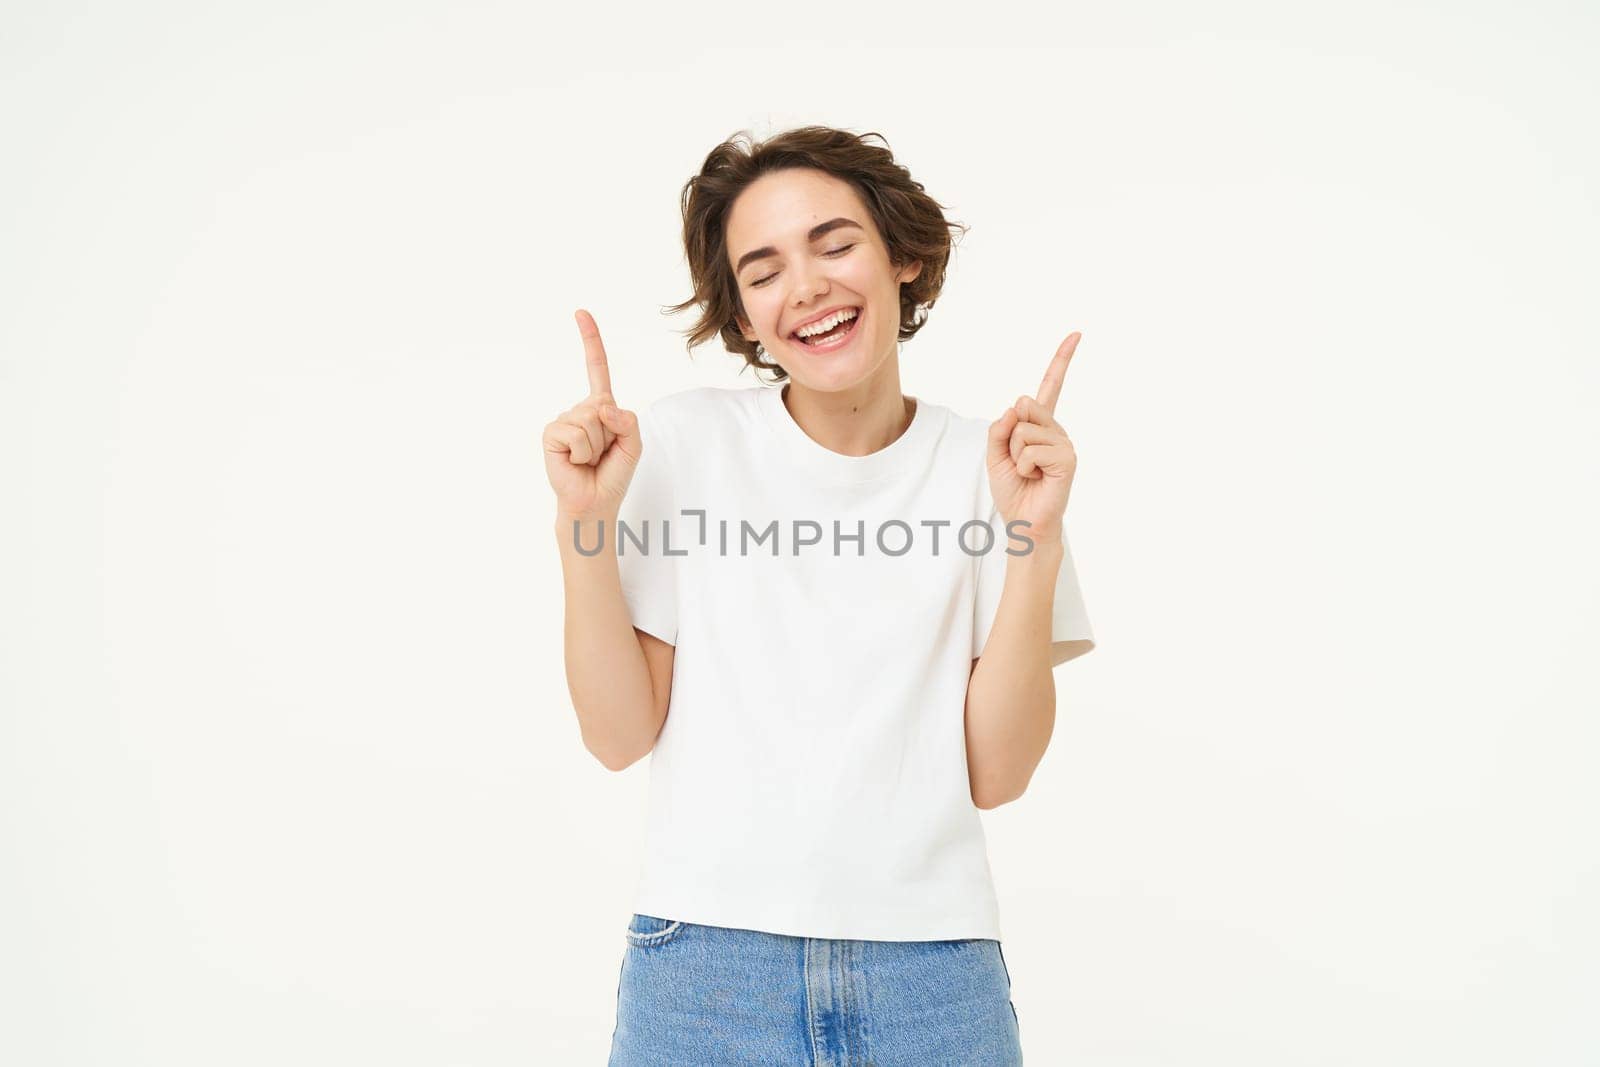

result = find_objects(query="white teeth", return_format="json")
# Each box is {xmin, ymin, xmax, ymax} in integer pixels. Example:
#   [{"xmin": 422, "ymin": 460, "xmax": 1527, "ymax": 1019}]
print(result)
[{"xmin": 794, "ymin": 308, "xmax": 858, "ymax": 338}]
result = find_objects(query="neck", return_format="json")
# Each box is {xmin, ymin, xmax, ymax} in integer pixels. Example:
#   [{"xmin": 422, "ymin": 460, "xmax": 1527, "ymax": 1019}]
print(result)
[{"xmin": 781, "ymin": 366, "xmax": 915, "ymax": 458}]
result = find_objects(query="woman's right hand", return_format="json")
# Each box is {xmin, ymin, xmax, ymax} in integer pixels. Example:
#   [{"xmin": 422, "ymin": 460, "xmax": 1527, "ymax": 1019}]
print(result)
[{"xmin": 543, "ymin": 309, "xmax": 643, "ymax": 521}]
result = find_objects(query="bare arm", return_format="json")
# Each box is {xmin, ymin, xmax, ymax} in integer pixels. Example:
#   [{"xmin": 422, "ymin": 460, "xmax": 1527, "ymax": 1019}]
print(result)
[
  {"xmin": 555, "ymin": 512, "xmax": 672, "ymax": 771},
  {"xmin": 964, "ymin": 538, "xmax": 1062, "ymax": 809},
  {"xmin": 543, "ymin": 309, "xmax": 673, "ymax": 772},
  {"xmin": 968, "ymin": 330, "xmax": 1091, "ymax": 808}
]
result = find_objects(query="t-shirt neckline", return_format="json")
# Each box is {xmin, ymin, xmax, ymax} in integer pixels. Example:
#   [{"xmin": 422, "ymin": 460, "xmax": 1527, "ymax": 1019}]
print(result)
[{"xmin": 756, "ymin": 381, "xmax": 941, "ymax": 485}]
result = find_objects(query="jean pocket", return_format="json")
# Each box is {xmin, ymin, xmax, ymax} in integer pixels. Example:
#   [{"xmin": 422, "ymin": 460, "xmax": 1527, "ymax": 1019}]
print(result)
[{"xmin": 625, "ymin": 913, "xmax": 686, "ymax": 948}]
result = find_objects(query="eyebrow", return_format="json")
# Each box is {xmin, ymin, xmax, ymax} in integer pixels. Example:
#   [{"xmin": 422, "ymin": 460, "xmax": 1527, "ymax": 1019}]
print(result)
[{"xmin": 734, "ymin": 217, "xmax": 864, "ymax": 275}]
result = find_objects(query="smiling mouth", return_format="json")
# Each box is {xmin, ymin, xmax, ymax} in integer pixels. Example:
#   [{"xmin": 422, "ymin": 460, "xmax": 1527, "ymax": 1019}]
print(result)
[{"xmin": 789, "ymin": 306, "xmax": 863, "ymax": 351}]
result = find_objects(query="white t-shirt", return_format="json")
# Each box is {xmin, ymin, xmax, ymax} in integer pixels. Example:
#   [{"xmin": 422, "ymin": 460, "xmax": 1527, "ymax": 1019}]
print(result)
[{"xmin": 611, "ymin": 383, "xmax": 1095, "ymax": 941}]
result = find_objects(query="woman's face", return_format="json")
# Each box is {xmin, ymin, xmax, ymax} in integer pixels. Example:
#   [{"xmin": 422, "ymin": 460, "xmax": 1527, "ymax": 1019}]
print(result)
[{"xmin": 726, "ymin": 167, "xmax": 921, "ymax": 392}]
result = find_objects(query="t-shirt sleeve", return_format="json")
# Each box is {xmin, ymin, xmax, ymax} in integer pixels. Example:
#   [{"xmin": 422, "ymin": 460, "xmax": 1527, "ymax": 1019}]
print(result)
[
  {"xmin": 613, "ymin": 402, "xmax": 680, "ymax": 646},
  {"xmin": 972, "ymin": 505, "xmax": 1096, "ymax": 664}
]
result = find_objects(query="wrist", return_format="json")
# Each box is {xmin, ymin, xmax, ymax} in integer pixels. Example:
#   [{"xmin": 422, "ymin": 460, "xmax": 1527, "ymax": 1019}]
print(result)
[
  {"xmin": 555, "ymin": 509, "xmax": 619, "ymax": 527},
  {"xmin": 553, "ymin": 512, "xmax": 620, "ymax": 556},
  {"xmin": 1004, "ymin": 533, "xmax": 1064, "ymax": 571},
  {"xmin": 1001, "ymin": 517, "xmax": 1064, "ymax": 553}
]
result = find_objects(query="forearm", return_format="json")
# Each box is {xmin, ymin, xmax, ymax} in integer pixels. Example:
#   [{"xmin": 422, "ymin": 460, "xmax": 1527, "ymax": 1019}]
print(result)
[
  {"xmin": 964, "ymin": 538, "xmax": 1063, "ymax": 808},
  {"xmin": 554, "ymin": 512, "xmax": 660, "ymax": 770}
]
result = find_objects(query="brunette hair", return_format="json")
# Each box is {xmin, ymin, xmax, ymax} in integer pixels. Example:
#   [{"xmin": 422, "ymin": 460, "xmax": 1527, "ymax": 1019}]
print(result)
[{"xmin": 662, "ymin": 125, "xmax": 969, "ymax": 385}]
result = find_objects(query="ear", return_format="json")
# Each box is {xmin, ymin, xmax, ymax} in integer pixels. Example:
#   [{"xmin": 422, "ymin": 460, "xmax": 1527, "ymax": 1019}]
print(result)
[
  {"xmin": 736, "ymin": 316, "xmax": 758, "ymax": 343},
  {"xmin": 897, "ymin": 259, "xmax": 923, "ymax": 286}
]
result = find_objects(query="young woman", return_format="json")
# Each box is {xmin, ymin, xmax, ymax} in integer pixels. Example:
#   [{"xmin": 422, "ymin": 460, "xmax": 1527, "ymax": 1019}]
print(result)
[{"xmin": 545, "ymin": 125, "xmax": 1095, "ymax": 1065}]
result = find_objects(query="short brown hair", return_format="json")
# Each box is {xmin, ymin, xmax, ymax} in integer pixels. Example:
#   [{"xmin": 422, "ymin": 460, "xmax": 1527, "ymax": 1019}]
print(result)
[{"xmin": 662, "ymin": 125, "xmax": 969, "ymax": 385}]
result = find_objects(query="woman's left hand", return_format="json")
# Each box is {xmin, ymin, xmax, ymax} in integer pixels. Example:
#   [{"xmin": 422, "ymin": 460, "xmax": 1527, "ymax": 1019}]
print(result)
[{"xmin": 986, "ymin": 331, "xmax": 1082, "ymax": 546}]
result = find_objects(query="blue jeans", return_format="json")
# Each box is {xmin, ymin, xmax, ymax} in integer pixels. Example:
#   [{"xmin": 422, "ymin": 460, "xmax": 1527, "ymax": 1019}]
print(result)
[{"xmin": 608, "ymin": 913, "xmax": 1023, "ymax": 1066}]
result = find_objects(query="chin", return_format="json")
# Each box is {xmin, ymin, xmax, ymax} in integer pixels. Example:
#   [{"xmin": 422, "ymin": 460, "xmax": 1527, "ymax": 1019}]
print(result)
[{"xmin": 792, "ymin": 355, "xmax": 874, "ymax": 393}]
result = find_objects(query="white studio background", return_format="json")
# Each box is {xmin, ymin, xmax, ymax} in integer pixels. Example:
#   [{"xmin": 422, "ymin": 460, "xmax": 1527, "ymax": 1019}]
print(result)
[{"xmin": 3, "ymin": 4, "xmax": 1596, "ymax": 1065}]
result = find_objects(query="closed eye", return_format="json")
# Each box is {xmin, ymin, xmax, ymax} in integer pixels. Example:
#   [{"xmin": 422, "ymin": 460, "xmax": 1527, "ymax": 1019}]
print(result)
[{"xmin": 750, "ymin": 244, "xmax": 856, "ymax": 288}]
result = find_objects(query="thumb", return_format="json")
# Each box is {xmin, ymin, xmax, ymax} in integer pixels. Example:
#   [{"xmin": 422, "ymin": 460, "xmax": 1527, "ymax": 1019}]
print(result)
[
  {"xmin": 595, "ymin": 403, "xmax": 643, "ymax": 478},
  {"xmin": 986, "ymin": 407, "xmax": 1019, "ymax": 470}
]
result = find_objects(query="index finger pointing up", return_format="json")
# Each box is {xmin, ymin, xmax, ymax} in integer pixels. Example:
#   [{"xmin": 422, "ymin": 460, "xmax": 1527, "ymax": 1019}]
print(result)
[
  {"xmin": 574, "ymin": 308, "xmax": 614, "ymax": 399},
  {"xmin": 1035, "ymin": 331, "xmax": 1081, "ymax": 414}
]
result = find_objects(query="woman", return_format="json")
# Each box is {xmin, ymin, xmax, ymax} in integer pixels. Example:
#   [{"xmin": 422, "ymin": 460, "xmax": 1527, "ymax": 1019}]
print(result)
[{"xmin": 545, "ymin": 125, "xmax": 1095, "ymax": 1065}]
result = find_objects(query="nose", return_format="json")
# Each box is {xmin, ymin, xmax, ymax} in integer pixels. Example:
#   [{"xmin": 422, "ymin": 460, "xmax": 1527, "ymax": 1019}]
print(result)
[{"xmin": 788, "ymin": 261, "xmax": 829, "ymax": 308}]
